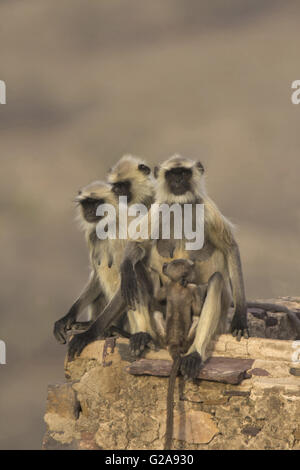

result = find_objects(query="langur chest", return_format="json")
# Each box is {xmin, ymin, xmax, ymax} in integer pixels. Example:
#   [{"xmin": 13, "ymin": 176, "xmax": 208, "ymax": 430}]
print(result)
[{"xmin": 94, "ymin": 242, "xmax": 122, "ymax": 300}]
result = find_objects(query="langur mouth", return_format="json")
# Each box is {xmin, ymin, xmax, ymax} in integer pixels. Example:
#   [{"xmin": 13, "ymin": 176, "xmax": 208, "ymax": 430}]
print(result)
[
  {"xmin": 170, "ymin": 186, "xmax": 188, "ymax": 195},
  {"xmin": 112, "ymin": 190, "xmax": 132, "ymax": 203}
]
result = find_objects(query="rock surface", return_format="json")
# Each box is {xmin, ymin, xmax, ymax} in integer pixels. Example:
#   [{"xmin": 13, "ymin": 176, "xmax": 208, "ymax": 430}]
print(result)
[{"xmin": 44, "ymin": 298, "xmax": 300, "ymax": 450}]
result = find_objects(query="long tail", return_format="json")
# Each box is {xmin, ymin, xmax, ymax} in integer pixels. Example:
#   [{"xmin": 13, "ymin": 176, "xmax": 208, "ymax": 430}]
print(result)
[
  {"xmin": 164, "ymin": 355, "xmax": 181, "ymax": 450},
  {"xmin": 247, "ymin": 301, "xmax": 300, "ymax": 337}
]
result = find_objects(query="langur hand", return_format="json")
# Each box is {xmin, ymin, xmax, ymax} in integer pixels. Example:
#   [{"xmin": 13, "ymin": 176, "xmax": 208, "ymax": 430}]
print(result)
[
  {"xmin": 180, "ymin": 351, "xmax": 203, "ymax": 379},
  {"xmin": 121, "ymin": 259, "xmax": 139, "ymax": 309},
  {"xmin": 130, "ymin": 332, "xmax": 152, "ymax": 358},
  {"xmin": 230, "ymin": 308, "xmax": 249, "ymax": 341},
  {"xmin": 67, "ymin": 327, "xmax": 99, "ymax": 361}
]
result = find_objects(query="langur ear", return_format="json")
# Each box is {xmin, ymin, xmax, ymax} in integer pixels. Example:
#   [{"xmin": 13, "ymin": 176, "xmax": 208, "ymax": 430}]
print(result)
[
  {"xmin": 154, "ymin": 166, "xmax": 160, "ymax": 179},
  {"xmin": 138, "ymin": 163, "xmax": 151, "ymax": 175},
  {"xmin": 196, "ymin": 161, "xmax": 204, "ymax": 174}
]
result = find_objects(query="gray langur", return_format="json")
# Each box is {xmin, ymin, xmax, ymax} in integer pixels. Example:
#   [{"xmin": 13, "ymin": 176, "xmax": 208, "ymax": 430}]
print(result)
[
  {"xmin": 120, "ymin": 154, "xmax": 248, "ymax": 378},
  {"xmin": 152, "ymin": 259, "xmax": 207, "ymax": 450},
  {"xmin": 121, "ymin": 154, "xmax": 300, "ymax": 377},
  {"xmin": 66, "ymin": 155, "xmax": 157, "ymax": 360},
  {"xmin": 54, "ymin": 180, "xmax": 121, "ymax": 344}
]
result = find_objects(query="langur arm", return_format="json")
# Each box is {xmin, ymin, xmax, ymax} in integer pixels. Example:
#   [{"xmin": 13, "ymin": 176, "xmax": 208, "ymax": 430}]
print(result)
[
  {"xmin": 156, "ymin": 285, "xmax": 167, "ymax": 303},
  {"xmin": 54, "ymin": 271, "xmax": 102, "ymax": 344},
  {"xmin": 209, "ymin": 223, "xmax": 248, "ymax": 339},
  {"xmin": 121, "ymin": 242, "xmax": 147, "ymax": 308},
  {"xmin": 226, "ymin": 242, "xmax": 248, "ymax": 339},
  {"xmin": 191, "ymin": 285, "xmax": 206, "ymax": 316},
  {"xmin": 153, "ymin": 311, "xmax": 166, "ymax": 343}
]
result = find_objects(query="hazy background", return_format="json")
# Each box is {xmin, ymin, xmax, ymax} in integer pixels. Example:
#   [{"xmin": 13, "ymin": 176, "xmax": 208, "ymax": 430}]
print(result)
[{"xmin": 1, "ymin": 0, "xmax": 300, "ymax": 449}]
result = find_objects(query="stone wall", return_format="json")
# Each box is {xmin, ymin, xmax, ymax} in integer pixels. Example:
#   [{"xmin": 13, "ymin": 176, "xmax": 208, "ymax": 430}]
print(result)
[{"xmin": 43, "ymin": 298, "xmax": 300, "ymax": 450}]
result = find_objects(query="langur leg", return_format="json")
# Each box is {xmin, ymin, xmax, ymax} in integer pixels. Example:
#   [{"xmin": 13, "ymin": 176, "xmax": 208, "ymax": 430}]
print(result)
[
  {"xmin": 54, "ymin": 273, "xmax": 101, "ymax": 344},
  {"xmin": 187, "ymin": 315, "xmax": 200, "ymax": 342},
  {"xmin": 128, "ymin": 303, "xmax": 157, "ymax": 357},
  {"xmin": 129, "ymin": 308, "xmax": 155, "ymax": 357},
  {"xmin": 181, "ymin": 272, "xmax": 228, "ymax": 379},
  {"xmin": 153, "ymin": 310, "xmax": 166, "ymax": 344},
  {"xmin": 128, "ymin": 270, "xmax": 161, "ymax": 357},
  {"xmin": 68, "ymin": 294, "xmax": 106, "ymax": 334}
]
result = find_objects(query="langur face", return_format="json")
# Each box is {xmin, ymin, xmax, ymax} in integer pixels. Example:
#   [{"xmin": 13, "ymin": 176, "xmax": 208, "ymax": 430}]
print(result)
[
  {"xmin": 79, "ymin": 196, "xmax": 106, "ymax": 223},
  {"xmin": 110, "ymin": 163, "xmax": 151, "ymax": 203},
  {"xmin": 165, "ymin": 166, "xmax": 193, "ymax": 195},
  {"xmin": 163, "ymin": 259, "xmax": 195, "ymax": 282},
  {"xmin": 111, "ymin": 180, "xmax": 132, "ymax": 203}
]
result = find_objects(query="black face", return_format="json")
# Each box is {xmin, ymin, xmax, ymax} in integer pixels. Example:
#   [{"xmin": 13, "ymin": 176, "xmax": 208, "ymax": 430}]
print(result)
[
  {"xmin": 165, "ymin": 167, "xmax": 192, "ymax": 195},
  {"xmin": 111, "ymin": 180, "xmax": 132, "ymax": 203},
  {"xmin": 80, "ymin": 197, "xmax": 105, "ymax": 223}
]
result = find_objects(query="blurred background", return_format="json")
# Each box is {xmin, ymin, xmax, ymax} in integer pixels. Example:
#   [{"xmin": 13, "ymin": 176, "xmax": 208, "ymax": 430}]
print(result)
[{"xmin": 0, "ymin": 0, "xmax": 300, "ymax": 449}]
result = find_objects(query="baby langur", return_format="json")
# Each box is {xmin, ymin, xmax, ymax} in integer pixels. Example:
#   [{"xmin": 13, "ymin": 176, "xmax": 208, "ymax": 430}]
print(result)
[
  {"xmin": 152, "ymin": 259, "xmax": 207, "ymax": 450},
  {"xmin": 54, "ymin": 181, "xmax": 119, "ymax": 344}
]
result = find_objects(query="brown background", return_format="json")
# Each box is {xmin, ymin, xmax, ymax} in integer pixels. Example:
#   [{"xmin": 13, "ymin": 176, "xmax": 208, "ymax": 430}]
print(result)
[{"xmin": 0, "ymin": 1, "xmax": 300, "ymax": 449}]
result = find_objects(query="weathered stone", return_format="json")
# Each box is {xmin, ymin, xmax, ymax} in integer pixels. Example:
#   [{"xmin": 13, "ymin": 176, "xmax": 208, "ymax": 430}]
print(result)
[
  {"xmin": 247, "ymin": 313, "xmax": 266, "ymax": 338},
  {"xmin": 241, "ymin": 425, "xmax": 261, "ymax": 437},
  {"xmin": 290, "ymin": 367, "xmax": 300, "ymax": 377},
  {"xmin": 172, "ymin": 410, "xmax": 219, "ymax": 444},
  {"xmin": 248, "ymin": 368, "xmax": 270, "ymax": 377},
  {"xmin": 44, "ymin": 297, "xmax": 300, "ymax": 450},
  {"xmin": 46, "ymin": 382, "xmax": 80, "ymax": 420}
]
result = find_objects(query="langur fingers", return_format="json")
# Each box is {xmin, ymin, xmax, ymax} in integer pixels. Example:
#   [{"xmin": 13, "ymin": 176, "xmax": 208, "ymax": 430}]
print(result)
[
  {"xmin": 54, "ymin": 319, "xmax": 69, "ymax": 344},
  {"xmin": 67, "ymin": 328, "xmax": 99, "ymax": 361},
  {"xmin": 232, "ymin": 327, "xmax": 249, "ymax": 341},
  {"xmin": 180, "ymin": 351, "xmax": 202, "ymax": 379},
  {"xmin": 130, "ymin": 332, "xmax": 152, "ymax": 358}
]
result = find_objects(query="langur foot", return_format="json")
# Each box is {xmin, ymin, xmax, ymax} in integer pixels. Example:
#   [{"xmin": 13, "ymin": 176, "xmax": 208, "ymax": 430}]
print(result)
[
  {"xmin": 130, "ymin": 332, "xmax": 152, "ymax": 358},
  {"xmin": 67, "ymin": 328, "xmax": 100, "ymax": 361},
  {"xmin": 180, "ymin": 351, "xmax": 203, "ymax": 379},
  {"xmin": 54, "ymin": 317, "xmax": 73, "ymax": 344},
  {"xmin": 231, "ymin": 313, "xmax": 249, "ymax": 341}
]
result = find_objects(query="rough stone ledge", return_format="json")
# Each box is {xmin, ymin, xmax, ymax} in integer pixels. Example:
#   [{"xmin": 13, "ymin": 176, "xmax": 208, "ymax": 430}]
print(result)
[{"xmin": 44, "ymin": 297, "xmax": 300, "ymax": 450}]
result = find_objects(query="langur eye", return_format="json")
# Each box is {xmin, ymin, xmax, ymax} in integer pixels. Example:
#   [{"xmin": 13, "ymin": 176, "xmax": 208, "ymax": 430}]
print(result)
[
  {"xmin": 138, "ymin": 163, "xmax": 151, "ymax": 175},
  {"xmin": 78, "ymin": 190, "xmax": 82, "ymax": 195}
]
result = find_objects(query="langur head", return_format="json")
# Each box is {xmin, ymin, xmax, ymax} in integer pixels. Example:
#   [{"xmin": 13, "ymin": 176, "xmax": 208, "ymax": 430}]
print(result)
[
  {"xmin": 75, "ymin": 180, "xmax": 115, "ymax": 227},
  {"xmin": 107, "ymin": 154, "xmax": 154, "ymax": 206},
  {"xmin": 154, "ymin": 154, "xmax": 205, "ymax": 203},
  {"xmin": 162, "ymin": 259, "xmax": 196, "ymax": 284}
]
